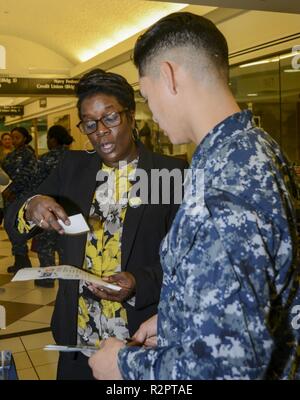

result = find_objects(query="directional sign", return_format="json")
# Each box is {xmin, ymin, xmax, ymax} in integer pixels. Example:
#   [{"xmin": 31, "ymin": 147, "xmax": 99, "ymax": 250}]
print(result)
[
  {"xmin": 0, "ymin": 105, "xmax": 24, "ymax": 116},
  {"xmin": 0, "ymin": 77, "xmax": 79, "ymax": 95}
]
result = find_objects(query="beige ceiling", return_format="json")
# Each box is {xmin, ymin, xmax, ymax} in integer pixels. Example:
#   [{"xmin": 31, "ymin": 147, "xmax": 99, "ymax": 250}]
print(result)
[
  {"xmin": 0, "ymin": 0, "xmax": 299, "ymax": 110},
  {"xmin": 0, "ymin": 0, "xmax": 191, "ymax": 66},
  {"xmin": 153, "ymin": 0, "xmax": 300, "ymax": 14},
  {"xmin": 0, "ymin": 0, "xmax": 298, "ymax": 73}
]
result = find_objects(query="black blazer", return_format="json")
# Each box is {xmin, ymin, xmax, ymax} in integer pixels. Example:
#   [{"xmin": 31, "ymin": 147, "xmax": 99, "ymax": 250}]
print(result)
[{"xmin": 5, "ymin": 142, "xmax": 187, "ymax": 344}]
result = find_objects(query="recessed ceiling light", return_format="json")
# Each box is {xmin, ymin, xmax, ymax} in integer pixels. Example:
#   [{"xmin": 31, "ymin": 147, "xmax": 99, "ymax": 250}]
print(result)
[
  {"xmin": 247, "ymin": 93, "xmax": 258, "ymax": 97},
  {"xmin": 284, "ymin": 69, "xmax": 300, "ymax": 73},
  {"xmin": 240, "ymin": 50, "xmax": 300, "ymax": 69},
  {"xmin": 240, "ymin": 60, "xmax": 270, "ymax": 68}
]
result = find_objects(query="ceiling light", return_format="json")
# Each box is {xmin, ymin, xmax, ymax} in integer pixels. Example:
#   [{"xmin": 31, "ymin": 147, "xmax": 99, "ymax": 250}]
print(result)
[
  {"xmin": 284, "ymin": 69, "xmax": 300, "ymax": 73},
  {"xmin": 247, "ymin": 93, "xmax": 258, "ymax": 97},
  {"xmin": 240, "ymin": 60, "xmax": 271, "ymax": 68},
  {"xmin": 279, "ymin": 52, "xmax": 299, "ymax": 60},
  {"xmin": 240, "ymin": 49, "xmax": 300, "ymax": 69}
]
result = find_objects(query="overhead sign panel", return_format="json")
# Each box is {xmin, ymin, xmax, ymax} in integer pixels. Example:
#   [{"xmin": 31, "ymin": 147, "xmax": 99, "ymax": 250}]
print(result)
[
  {"xmin": 0, "ymin": 77, "xmax": 79, "ymax": 95},
  {"xmin": 0, "ymin": 105, "xmax": 24, "ymax": 116}
]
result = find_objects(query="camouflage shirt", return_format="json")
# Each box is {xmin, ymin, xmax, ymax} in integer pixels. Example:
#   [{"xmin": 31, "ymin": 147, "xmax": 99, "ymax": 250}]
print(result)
[
  {"xmin": 34, "ymin": 146, "xmax": 68, "ymax": 187},
  {"xmin": 2, "ymin": 145, "xmax": 37, "ymax": 197},
  {"xmin": 118, "ymin": 110, "xmax": 300, "ymax": 380}
]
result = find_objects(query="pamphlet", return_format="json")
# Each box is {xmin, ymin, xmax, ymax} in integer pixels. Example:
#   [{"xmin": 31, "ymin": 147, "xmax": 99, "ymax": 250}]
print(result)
[
  {"xmin": 43, "ymin": 339, "xmax": 142, "ymax": 353},
  {"xmin": 12, "ymin": 265, "xmax": 121, "ymax": 291},
  {"xmin": 44, "ymin": 344, "xmax": 99, "ymax": 353}
]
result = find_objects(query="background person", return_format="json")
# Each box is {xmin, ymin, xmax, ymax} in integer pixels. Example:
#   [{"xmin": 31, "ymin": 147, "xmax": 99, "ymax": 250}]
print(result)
[
  {"xmin": 5, "ymin": 69, "xmax": 187, "ymax": 380},
  {"xmin": 2, "ymin": 127, "xmax": 37, "ymax": 273},
  {"xmin": 0, "ymin": 132, "xmax": 14, "ymax": 162},
  {"xmin": 33, "ymin": 125, "xmax": 74, "ymax": 288},
  {"xmin": 88, "ymin": 12, "xmax": 300, "ymax": 380},
  {"xmin": 139, "ymin": 121, "xmax": 153, "ymax": 151}
]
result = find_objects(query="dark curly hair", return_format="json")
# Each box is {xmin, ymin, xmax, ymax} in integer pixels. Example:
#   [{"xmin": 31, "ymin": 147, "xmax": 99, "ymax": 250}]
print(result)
[
  {"xmin": 11, "ymin": 126, "xmax": 32, "ymax": 144},
  {"xmin": 75, "ymin": 68, "xmax": 136, "ymax": 118},
  {"xmin": 48, "ymin": 125, "xmax": 74, "ymax": 145}
]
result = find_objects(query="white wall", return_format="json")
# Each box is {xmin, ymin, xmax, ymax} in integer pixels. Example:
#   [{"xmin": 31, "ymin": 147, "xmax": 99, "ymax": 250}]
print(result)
[{"xmin": 0, "ymin": 35, "xmax": 73, "ymax": 77}]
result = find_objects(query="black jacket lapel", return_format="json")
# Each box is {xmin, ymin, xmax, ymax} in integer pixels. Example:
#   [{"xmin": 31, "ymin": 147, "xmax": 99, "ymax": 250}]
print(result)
[{"xmin": 121, "ymin": 143, "xmax": 153, "ymax": 270}]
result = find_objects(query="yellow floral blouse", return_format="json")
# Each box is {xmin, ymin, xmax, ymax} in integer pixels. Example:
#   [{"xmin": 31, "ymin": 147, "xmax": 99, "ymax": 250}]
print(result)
[
  {"xmin": 17, "ymin": 158, "xmax": 138, "ymax": 353},
  {"xmin": 77, "ymin": 159, "xmax": 138, "ymax": 349}
]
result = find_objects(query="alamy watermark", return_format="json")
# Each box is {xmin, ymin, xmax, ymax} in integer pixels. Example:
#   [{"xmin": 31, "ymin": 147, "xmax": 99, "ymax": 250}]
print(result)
[
  {"xmin": 291, "ymin": 305, "xmax": 300, "ymax": 330},
  {"xmin": 96, "ymin": 162, "xmax": 204, "ymax": 207},
  {"xmin": 291, "ymin": 45, "xmax": 300, "ymax": 70}
]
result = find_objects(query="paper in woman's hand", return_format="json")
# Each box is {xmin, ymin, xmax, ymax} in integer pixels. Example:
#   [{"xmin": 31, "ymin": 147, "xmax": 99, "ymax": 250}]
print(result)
[
  {"xmin": 11, "ymin": 265, "xmax": 121, "ymax": 291},
  {"xmin": 57, "ymin": 213, "xmax": 90, "ymax": 235}
]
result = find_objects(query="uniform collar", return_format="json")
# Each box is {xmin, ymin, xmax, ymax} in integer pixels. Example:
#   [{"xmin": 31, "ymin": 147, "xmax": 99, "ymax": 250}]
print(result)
[{"xmin": 191, "ymin": 110, "xmax": 254, "ymax": 168}]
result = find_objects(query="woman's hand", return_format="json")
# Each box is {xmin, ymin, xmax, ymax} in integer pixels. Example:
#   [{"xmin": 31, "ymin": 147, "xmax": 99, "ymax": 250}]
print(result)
[
  {"xmin": 25, "ymin": 195, "xmax": 70, "ymax": 234},
  {"xmin": 87, "ymin": 271, "xmax": 136, "ymax": 303}
]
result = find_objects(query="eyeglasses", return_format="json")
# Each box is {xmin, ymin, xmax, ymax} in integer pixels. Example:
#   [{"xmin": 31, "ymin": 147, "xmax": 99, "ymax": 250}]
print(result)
[{"xmin": 77, "ymin": 109, "xmax": 128, "ymax": 135}]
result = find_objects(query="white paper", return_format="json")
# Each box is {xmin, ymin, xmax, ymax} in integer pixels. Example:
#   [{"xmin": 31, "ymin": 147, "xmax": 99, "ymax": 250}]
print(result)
[
  {"xmin": 44, "ymin": 345, "xmax": 99, "ymax": 353},
  {"xmin": 12, "ymin": 265, "xmax": 121, "ymax": 291},
  {"xmin": 57, "ymin": 213, "xmax": 90, "ymax": 235}
]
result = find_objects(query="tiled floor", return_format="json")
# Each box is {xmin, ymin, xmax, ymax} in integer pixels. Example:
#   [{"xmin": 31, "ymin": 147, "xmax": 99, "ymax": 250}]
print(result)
[{"xmin": 0, "ymin": 227, "xmax": 59, "ymax": 380}]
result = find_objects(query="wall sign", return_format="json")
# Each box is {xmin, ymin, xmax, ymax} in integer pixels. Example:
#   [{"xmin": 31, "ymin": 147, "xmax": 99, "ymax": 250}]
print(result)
[
  {"xmin": 39, "ymin": 98, "xmax": 47, "ymax": 108},
  {"xmin": 0, "ymin": 77, "xmax": 79, "ymax": 95},
  {"xmin": 0, "ymin": 105, "xmax": 24, "ymax": 116}
]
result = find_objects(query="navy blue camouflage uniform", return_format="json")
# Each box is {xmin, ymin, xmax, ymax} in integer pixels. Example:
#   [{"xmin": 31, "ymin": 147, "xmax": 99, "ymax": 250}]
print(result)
[
  {"xmin": 33, "ymin": 146, "xmax": 69, "ymax": 267},
  {"xmin": 118, "ymin": 110, "xmax": 300, "ymax": 380},
  {"xmin": 2, "ymin": 146, "xmax": 37, "ymax": 256}
]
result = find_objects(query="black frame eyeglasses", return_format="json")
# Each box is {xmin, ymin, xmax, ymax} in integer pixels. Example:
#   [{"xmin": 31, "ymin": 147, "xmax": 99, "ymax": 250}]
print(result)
[{"xmin": 77, "ymin": 109, "xmax": 128, "ymax": 135}]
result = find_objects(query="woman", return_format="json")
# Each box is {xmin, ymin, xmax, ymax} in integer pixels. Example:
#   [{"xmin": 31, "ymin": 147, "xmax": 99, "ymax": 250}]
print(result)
[
  {"xmin": 33, "ymin": 125, "xmax": 74, "ymax": 288},
  {"xmin": 5, "ymin": 69, "xmax": 187, "ymax": 379},
  {"xmin": 2, "ymin": 127, "xmax": 37, "ymax": 273},
  {"xmin": 0, "ymin": 132, "xmax": 14, "ymax": 162},
  {"xmin": 37, "ymin": 124, "xmax": 74, "ymax": 184}
]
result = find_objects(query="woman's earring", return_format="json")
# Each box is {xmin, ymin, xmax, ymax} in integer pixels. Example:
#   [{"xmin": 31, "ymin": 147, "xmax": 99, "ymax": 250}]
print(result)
[{"xmin": 84, "ymin": 140, "xmax": 96, "ymax": 154}]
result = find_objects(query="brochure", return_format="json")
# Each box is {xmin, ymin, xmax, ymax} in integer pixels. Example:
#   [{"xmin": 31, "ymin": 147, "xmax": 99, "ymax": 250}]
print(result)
[{"xmin": 12, "ymin": 265, "xmax": 121, "ymax": 291}]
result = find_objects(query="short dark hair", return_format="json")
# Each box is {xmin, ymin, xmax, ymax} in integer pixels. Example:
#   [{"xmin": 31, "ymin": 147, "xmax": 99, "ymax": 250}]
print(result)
[
  {"xmin": 133, "ymin": 12, "xmax": 229, "ymax": 80},
  {"xmin": 11, "ymin": 126, "xmax": 32, "ymax": 144},
  {"xmin": 75, "ymin": 68, "xmax": 136, "ymax": 118},
  {"xmin": 48, "ymin": 125, "xmax": 74, "ymax": 146}
]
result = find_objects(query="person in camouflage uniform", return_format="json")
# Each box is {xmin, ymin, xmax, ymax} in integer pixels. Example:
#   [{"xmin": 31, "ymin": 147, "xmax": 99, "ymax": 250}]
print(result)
[
  {"xmin": 2, "ymin": 127, "xmax": 37, "ymax": 273},
  {"xmin": 33, "ymin": 125, "xmax": 74, "ymax": 287},
  {"xmin": 88, "ymin": 12, "xmax": 300, "ymax": 380}
]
